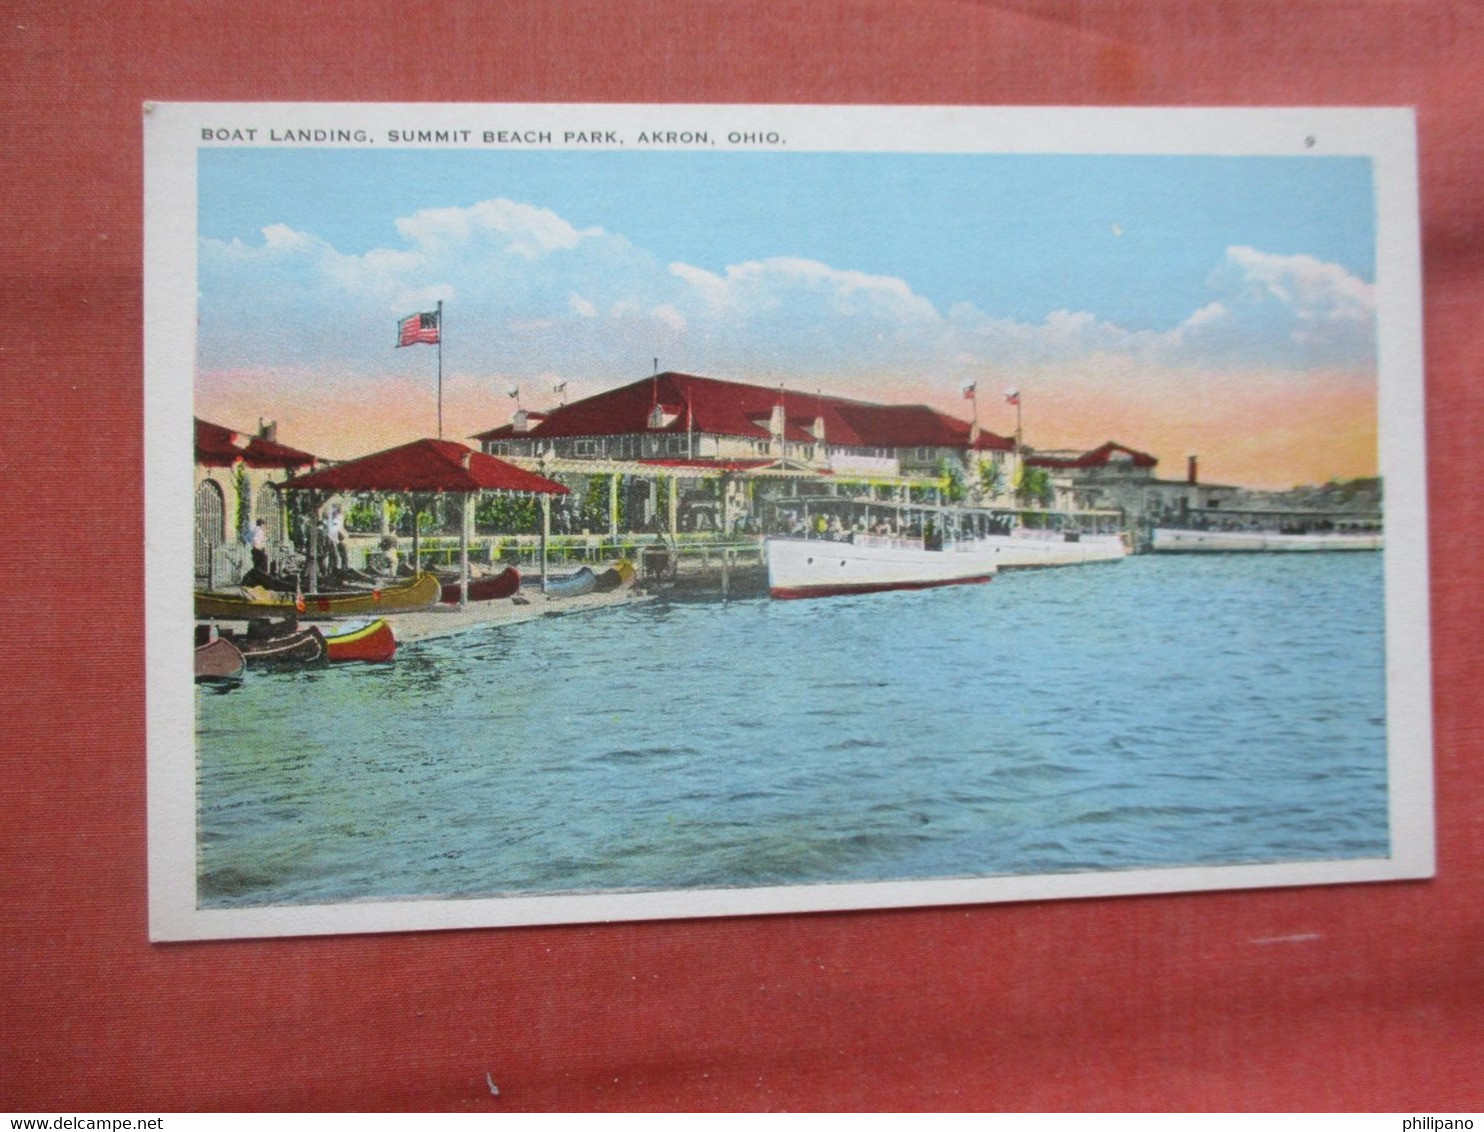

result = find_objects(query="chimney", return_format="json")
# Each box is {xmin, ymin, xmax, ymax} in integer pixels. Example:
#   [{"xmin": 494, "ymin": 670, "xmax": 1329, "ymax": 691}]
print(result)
[
  {"xmin": 1187, "ymin": 454, "xmax": 1198, "ymax": 485},
  {"xmin": 258, "ymin": 417, "xmax": 277, "ymax": 442}
]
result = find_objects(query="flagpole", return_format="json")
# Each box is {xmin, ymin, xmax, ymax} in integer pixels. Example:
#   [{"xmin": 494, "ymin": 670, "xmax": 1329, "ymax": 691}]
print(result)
[{"xmin": 436, "ymin": 299, "xmax": 444, "ymax": 440}]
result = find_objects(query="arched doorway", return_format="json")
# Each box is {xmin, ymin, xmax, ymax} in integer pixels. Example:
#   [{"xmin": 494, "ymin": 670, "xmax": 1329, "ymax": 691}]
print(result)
[
  {"xmin": 254, "ymin": 482, "xmax": 285, "ymax": 546},
  {"xmin": 194, "ymin": 479, "xmax": 226, "ymax": 581}
]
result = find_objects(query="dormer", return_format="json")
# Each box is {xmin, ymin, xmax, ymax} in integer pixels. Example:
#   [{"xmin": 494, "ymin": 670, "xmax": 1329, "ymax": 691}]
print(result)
[
  {"xmin": 648, "ymin": 403, "xmax": 682, "ymax": 429},
  {"xmin": 512, "ymin": 410, "xmax": 547, "ymax": 434}
]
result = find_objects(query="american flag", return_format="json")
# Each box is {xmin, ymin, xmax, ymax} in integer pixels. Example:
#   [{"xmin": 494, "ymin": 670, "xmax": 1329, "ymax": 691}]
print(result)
[
  {"xmin": 397, "ymin": 310, "xmax": 440, "ymax": 347},
  {"xmin": 1004, "ymin": 388, "xmax": 1020, "ymax": 406}
]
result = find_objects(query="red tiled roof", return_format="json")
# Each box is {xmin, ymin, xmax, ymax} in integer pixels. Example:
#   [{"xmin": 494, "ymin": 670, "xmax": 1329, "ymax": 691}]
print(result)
[
  {"xmin": 472, "ymin": 372, "xmax": 1014, "ymax": 452},
  {"xmin": 281, "ymin": 438, "xmax": 568, "ymax": 494},
  {"xmin": 1025, "ymin": 441, "xmax": 1158, "ymax": 470},
  {"xmin": 195, "ymin": 418, "xmax": 319, "ymax": 469}
]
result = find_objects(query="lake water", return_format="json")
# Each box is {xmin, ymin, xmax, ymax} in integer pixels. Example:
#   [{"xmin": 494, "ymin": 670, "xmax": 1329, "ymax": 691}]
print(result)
[{"xmin": 196, "ymin": 553, "xmax": 1390, "ymax": 908}]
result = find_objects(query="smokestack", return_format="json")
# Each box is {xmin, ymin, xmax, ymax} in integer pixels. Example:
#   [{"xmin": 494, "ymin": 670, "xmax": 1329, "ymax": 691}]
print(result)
[{"xmin": 1187, "ymin": 454, "xmax": 1198, "ymax": 485}]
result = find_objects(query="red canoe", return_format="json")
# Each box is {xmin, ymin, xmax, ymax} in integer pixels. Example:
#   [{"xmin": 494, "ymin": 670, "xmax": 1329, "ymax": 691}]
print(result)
[
  {"xmin": 320, "ymin": 618, "xmax": 397, "ymax": 663},
  {"xmin": 439, "ymin": 565, "xmax": 521, "ymax": 605}
]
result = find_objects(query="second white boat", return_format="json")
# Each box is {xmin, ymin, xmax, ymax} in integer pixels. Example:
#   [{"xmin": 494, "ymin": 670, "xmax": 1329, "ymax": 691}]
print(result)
[{"xmin": 766, "ymin": 535, "xmax": 999, "ymax": 599}]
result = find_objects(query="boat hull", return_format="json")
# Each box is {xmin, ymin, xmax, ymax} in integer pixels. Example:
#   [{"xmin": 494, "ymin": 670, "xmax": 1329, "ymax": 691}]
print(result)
[
  {"xmin": 976, "ymin": 531, "xmax": 1128, "ymax": 568},
  {"xmin": 592, "ymin": 562, "xmax": 634, "ymax": 592},
  {"xmin": 545, "ymin": 567, "xmax": 597, "ymax": 598},
  {"xmin": 766, "ymin": 536, "xmax": 997, "ymax": 600},
  {"xmin": 195, "ymin": 572, "xmax": 440, "ymax": 619},
  {"xmin": 194, "ymin": 637, "xmax": 246, "ymax": 684},
  {"xmin": 232, "ymin": 626, "xmax": 327, "ymax": 669},
  {"xmin": 320, "ymin": 618, "xmax": 397, "ymax": 663},
  {"xmin": 439, "ymin": 566, "xmax": 521, "ymax": 604},
  {"xmin": 1150, "ymin": 528, "xmax": 1383, "ymax": 553}
]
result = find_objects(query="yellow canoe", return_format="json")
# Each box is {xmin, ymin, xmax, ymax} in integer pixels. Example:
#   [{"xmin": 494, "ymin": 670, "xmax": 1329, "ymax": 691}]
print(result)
[{"xmin": 195, "ymin": 572, "xmax": 440, "ymax": 620}]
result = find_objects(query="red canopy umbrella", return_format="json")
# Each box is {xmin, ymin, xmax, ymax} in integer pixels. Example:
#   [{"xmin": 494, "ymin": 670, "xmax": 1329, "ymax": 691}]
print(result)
[
  {"xmin": 281, "ymin": 437, "xmax": 567, "ymax": 495},
  {"xmin": 281, "ymin": 438, "xmax": 568, "ymax": 603}
]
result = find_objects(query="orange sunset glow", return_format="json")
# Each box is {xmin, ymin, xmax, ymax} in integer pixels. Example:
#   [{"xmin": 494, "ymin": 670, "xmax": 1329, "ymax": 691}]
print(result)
[{"xmin": 198, "ymin": 362, "xmax": 1377, "ymax": 491}]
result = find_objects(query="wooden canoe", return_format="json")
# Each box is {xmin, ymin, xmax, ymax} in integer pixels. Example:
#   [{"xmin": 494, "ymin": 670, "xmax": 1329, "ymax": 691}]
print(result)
[
  {"xmin": 320, "ymin": 618, "xmax": 397, "ymax": 663},
  {"xmin": 544, "ymin": 567, "xmax": 597, "ymax": 598},
  {"xmin": 195, "ymin": 571, "xmax": 440, "ymax": 620},
  {"xmin": 439, "ymin": 565, "xmax": 521, "ymax": 605},
  {"xmin": 232, "ymin": 626, "xmax": 327, "ymax": 669},
  {"xmin": 194, "ymin": 636, "xmax": 246, "ymax": 685}
]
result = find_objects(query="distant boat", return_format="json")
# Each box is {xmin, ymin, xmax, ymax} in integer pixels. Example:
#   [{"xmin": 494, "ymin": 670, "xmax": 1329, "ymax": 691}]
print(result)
[
  {"xmin": 1151, "ymin": 528, "xmax": 1383, "ymax": 553},
  {"xmin": 439, "ymin": 565, "xmax": 521, "ymax": 605},
  {"xmin": 194, "ymin": 636, "xmax": 246, "ymax": 685},
  {"xmin": 320, "ymin": 618, "xmax": 397, "ymax": 663},
  {"xmin": 766, "ymin": 535, "xmax": 998, "ymax": 599},
  {"xmin": 195, "ymin": 571, "xmax": 440, "ymax": 619},
  {"xmin": 545, "ymin": 567, "xmax": 598, "ymax": 598}
]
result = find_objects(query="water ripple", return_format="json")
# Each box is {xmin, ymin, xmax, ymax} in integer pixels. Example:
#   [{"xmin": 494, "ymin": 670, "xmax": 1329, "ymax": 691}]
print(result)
[{"xmin": 196, "ymin": 554, "xmax": 1390, "ymax": 907}]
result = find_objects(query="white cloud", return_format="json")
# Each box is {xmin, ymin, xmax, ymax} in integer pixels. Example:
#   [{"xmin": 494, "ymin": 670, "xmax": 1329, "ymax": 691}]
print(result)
[
  {"xmin": 198, "ymin": 201, "xmax": 1377, "ymax": 395},
  {"xmin": 651, "ymin": 304, "xmax": 687, "ymax": 333},
  {"xmin": 1162, "ymin": 246, "xmax": 1376, "ymax": 367},
  {"xmin": 393, "ymin": 199, "xmax": 601, "ymax": 260}
]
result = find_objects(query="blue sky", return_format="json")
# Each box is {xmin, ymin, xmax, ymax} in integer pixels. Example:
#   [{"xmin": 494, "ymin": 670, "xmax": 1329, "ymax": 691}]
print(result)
[
  {"xmin": 195, "ymin": 147, "xmax": 1380, "ymax": 484},
  {"xmin": 200, "ymin": 149, "xmax": 1375, "ymax": 334}
]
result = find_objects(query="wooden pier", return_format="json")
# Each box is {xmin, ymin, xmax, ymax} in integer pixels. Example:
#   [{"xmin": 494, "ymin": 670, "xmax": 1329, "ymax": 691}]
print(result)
[{"xmin": 637, "ymin": 539, "xmax": 769, "ymax": 598}]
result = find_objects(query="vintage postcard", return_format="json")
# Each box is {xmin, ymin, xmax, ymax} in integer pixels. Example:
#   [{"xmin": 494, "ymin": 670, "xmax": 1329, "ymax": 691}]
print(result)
[{"xmin": 145, "ymin": 103, "xmax": 1432, "ymax": 940}]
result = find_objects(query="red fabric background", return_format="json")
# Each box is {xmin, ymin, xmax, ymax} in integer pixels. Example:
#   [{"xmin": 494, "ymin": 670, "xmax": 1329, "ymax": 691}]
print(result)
[{"xmin": 3, "ymin": 1, "xmax": 1481, "ymax": 1112}]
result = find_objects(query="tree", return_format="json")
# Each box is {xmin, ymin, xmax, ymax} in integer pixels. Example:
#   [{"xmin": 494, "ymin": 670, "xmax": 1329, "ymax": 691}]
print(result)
[
  {"xmin": 977, "ymin": 458, "xmax": 1004, "ymax": 499},
  {"xmin": 1016, "ymin": 465, "xmax": 1054, "ymax": 508},
  {"xmin": 938, "ymin": 457, "xmax": 968, "ymax": 504},
  {"xmin": 574, "ymin": 473, "xmax": 631, "ymax": 533}
]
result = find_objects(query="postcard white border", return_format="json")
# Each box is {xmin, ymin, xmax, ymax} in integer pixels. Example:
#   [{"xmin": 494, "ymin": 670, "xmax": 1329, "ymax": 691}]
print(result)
[{"xmin": 146, "ymin": 103, "xmax": 1432, "ymax": 941}]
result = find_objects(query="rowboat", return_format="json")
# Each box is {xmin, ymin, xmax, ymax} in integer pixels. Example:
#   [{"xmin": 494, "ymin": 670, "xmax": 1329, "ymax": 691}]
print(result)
[
  {"xmin": 766, "ymin": 535, "xmax": 999, "ymax": 599},
  {"xmin": 544, "ymin": 567, "xmax": 597, "ymax": 598},
  {"xmin": 194, "ymin": 636, "xmax": 246, "ymax": 685},
  {"xmin": 319, "ymin": 618, "xmax": 397, "ymax": 663},
  {"xmin": 439, "ymin": 565, "xmax": 521, "ymax": 604},
  {"xmin": 195, "ymin": 571, "xmax": 440, "ymax": 620}
]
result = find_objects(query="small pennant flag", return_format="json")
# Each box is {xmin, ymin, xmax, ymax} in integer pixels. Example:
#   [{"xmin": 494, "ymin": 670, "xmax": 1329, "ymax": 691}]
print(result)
[
  {"xmin": 397, "ymin": 310, "xmax": 440, "ymax": 347},
  {"xmin": 961, "ymin": 380, "xmax": 977, "ymax": 400},
  {"xmin": 1004, "ymin": 388, "xmax": 1021, "ymax": 406}
]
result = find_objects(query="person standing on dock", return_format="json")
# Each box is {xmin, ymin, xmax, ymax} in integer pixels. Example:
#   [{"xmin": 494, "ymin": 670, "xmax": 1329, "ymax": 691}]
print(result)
[
  {"xmin": 249, "ymin": 518, "xmax": 268, "ymax": 573},
  {"xmin": 329, "ymin": 505, "xmax": 349, "ymax": 571}
]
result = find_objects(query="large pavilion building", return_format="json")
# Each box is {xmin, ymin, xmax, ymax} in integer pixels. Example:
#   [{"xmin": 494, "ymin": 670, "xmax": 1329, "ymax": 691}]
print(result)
[{"xmin": 472, "ymin": 371, "xmax": 1018, "ymax": 534}]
